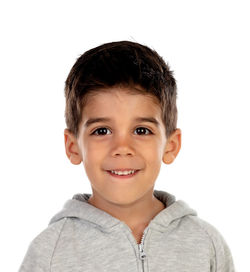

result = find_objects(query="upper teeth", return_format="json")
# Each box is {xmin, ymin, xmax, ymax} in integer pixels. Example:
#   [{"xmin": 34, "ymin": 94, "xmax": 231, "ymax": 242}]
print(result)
[{"xmin": 111, "ymin": 170, "xmax": 136, "ymax": 175}]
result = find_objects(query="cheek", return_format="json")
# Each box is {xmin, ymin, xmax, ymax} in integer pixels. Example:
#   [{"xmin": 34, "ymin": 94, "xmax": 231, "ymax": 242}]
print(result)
[
  {"xmin": 143, "ymin": 141, "xmax": 163, "ymax": 161},
  {"xmin": 81, "ymin": 141, "xmax": 100, "ymax": 164},
  {"xmin": 82, "ymin": 141, "xmax": 109, "ymax": 172}
]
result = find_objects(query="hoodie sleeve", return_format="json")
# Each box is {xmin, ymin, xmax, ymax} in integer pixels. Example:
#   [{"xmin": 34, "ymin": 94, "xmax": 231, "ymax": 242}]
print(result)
[
  {"xmin": 199, "ymin": 219, "xmax": 236, "ymax": 272},
  {"xmin": 18, "ymin": 219, "xmax": 67, "ymax": 272},
  {"xmin": 210, "ymin": 228, "xmax": 235, "ymax": 272}
]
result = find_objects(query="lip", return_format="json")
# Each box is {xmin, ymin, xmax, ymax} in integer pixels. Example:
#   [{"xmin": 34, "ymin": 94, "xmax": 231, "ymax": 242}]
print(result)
[
  {"xmin": 107, "ymin": 168, "xmax": 139, "ymax": 171},
  {"xmin": 106, "ymin": 170, "xmax": 140, "ymax": 179}
]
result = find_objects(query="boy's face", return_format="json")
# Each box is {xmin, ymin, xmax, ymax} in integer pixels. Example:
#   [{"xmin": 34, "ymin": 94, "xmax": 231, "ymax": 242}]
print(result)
[{"xmin": 64, "ymin": 86, "xmax": 181, "ymax": 207}]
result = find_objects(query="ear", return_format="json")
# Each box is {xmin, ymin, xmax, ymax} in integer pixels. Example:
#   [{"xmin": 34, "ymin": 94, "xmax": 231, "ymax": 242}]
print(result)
[
  {"xmin": 162, "ymin": 129, "xmax": 182, "ymax": 164},
  {"xmin": 64, "ymin": 129, "xmax": 82, "ymax": 165}
]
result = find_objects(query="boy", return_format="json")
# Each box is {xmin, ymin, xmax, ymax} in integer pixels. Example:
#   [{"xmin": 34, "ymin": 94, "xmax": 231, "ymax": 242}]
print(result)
[{"xmin": 19, "ymin": 41, "xmax": 235, "ymax": 271}]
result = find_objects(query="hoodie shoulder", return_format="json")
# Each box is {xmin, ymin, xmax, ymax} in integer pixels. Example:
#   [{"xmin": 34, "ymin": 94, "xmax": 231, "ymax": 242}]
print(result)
[
  {"xmin": 188, "ymin": 216, "xmax": 235, "ymax": 272},
  {"xmin": 18, "ymin": 218, "xmax": 67, "ymax": 272}
]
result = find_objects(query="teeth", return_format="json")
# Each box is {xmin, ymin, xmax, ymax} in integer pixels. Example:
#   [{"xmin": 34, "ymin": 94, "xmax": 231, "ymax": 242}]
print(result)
[{"xmin": 111, "ymin": 170, "xmax": 136, "ymax": 175}]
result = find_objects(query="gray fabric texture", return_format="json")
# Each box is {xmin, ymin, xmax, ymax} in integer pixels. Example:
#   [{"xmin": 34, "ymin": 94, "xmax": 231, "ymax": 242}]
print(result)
[{"xmin": 19, "ymin": 190, "xmax": 235, "ymax": 272}]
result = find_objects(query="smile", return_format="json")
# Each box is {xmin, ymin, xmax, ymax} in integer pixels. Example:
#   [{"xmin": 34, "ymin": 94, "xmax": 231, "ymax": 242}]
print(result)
[{"xmin": 106, "ymin": 170, "xmax": 140, "ymax": 179}]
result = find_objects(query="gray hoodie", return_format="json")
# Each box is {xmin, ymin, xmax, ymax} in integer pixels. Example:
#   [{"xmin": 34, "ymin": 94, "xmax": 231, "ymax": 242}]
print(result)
[{"xmin": 19, "ymin": 190, "xmax": 235, "ymax": 272}]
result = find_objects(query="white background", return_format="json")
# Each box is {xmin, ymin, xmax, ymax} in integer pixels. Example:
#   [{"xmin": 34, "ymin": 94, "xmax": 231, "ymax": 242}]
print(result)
[{"xmin": 0, "ymin": 0, "xmax": 249, "ymax": 271}]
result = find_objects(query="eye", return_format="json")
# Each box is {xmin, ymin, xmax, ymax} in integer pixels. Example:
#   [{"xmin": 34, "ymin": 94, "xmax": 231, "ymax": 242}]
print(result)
[
  {"xmin": 134, "ymin": 127, "xmax": 152, "ymax": 135},
  {"xmin": 91, "ymin": 126, "xmax": 153, "ymax": 136},
  {"xmin": 91, "ymin": 127, "xmax": 111, "ymax": 136}
]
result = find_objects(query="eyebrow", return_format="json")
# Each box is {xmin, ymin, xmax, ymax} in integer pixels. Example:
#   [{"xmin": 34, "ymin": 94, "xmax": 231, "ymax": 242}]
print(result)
[{"xmin": 84, "ymin": 117, "xmax": 160, "ymax": 128}]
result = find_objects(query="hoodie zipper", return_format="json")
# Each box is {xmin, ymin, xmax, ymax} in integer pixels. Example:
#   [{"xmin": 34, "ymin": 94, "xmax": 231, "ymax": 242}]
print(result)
[{"xmin": 138, "ymin": 226, "xmax": 149, "ymax": 272}]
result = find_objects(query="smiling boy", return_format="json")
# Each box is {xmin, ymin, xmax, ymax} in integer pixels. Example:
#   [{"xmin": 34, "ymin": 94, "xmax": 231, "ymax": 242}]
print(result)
[
  {"xmin": 65, "ymin": 86, "xmax": 180, "ymax": 244},
  {"xmin": 19, "ymin": 41, "xmax": 235, "ymax": 271}
]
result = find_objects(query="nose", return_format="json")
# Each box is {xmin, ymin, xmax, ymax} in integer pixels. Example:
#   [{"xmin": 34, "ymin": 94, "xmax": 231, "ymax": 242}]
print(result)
[{"xmin": 111, "ymin": 134, "xmax": 135, "ymax": 157}]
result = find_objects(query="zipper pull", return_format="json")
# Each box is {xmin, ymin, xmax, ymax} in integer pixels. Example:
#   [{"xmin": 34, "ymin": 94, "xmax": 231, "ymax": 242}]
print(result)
[
  {"xmin": 139, "ymin": 243, "xmax": 147, "ymax": 260},
  {"xmin": 138, "ymin": 226, "xmax": 149, "ymax": 260}
]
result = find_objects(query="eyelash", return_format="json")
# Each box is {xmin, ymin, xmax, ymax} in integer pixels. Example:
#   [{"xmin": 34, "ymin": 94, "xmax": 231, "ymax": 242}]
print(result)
[{"xmin": 91, "ymin": 127, "xmax": 153, "ymax": 136}]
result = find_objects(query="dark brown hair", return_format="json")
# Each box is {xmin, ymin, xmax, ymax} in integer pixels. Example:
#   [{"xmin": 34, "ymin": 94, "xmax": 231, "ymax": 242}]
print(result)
[{"xmin": 64, "ymin": 41, "xmax": 178, "ymax": 139}]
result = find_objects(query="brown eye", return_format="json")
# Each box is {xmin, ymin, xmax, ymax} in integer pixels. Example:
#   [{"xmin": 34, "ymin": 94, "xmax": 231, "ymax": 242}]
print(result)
[
  {"xmin": 135, "ymin": 127, "xmax": 152, "ymax": 135},
  {"xmin": 92, "ymin": 127, "xmax": 111, "ymax": 136}
]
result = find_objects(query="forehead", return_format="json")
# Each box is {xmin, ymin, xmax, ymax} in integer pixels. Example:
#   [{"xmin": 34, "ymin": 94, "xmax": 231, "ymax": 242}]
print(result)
[{"xmin": 82, "ymin": 87, "xmax": 161, "ymax": 117}]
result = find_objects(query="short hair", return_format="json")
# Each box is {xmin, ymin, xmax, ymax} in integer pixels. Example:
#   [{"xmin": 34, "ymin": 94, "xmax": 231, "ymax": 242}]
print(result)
[{"xmin": 64, "ymin": 41, "xmax": 178, "ymax": 139}]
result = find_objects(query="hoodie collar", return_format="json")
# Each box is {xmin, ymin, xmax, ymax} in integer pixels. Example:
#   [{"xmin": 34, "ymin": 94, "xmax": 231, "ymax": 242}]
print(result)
[{"xmin": 49, "ymin": 190, "xmax": 197, "ymax": 232}]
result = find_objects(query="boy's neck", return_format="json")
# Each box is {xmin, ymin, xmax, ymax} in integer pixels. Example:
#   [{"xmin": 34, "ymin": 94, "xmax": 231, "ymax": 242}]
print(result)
[{"xmin": 87, "ymin": 190, "xmax": 166, "ymax": 239}]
